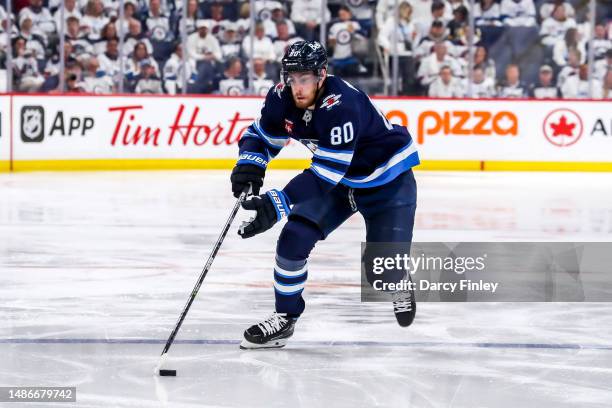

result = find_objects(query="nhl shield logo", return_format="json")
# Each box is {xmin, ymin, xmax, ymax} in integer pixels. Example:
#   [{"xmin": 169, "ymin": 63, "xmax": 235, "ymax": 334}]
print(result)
[{"xmin": 21, "ymin": 106, "xmax": 45, "ymax": 143}]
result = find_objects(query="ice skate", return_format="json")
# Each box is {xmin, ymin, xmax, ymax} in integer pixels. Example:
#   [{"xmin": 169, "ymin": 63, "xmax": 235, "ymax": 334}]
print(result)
[{"xmin": 240, "ymin": 312, "xmax": 296, "ymax": 349}]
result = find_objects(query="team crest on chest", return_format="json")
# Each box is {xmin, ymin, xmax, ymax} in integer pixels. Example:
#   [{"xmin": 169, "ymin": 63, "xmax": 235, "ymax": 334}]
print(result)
[
  {"xmin": 284, "ymin": 119, "xmax": 294, "ymax": 134},
  {"xmin": 320, "ymin": 94, "xmax": 342, "ymax": 110},
  {"xmin": 302, "ymin": 110, "xmax": 313, "ymax": 125}
]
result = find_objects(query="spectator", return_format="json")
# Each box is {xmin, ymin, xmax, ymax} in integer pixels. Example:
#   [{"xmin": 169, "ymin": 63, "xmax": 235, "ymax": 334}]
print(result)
[
  {"xmin": 81, "ymin": 56, "xmax": 114, "ymax": 93},
  {"xmin": 553, "ymin": 28, "xmax": 585, "ymax": 67},
  {"xmin": 186, "ymin": 19, "xmax": 222, "ymax": 62},
  {"xmin": 220, "ymin": 22, "xmax": 241, "ymax": 59},
  {"xmin": 528, "ymin": 65, "xmax": 560, "ymax": 98},
  {"xmin": 290, "ymin": 0, "xmax": 331, "ymax": 42},
  {"xmin": 236, "ymin": 2, "xmax": 252, "ymax": 38},
  {"xmin": 378, "ymin": 1, "xmax": 421, "ymax": 93},
  {"xmin": 465, "ymin": 65, "xmax": 496, "ymax": 97},
  {"xmin": 0, "ymin": 15, "xmax": 19, "ymax": 60},
  {"xmin": 216, "ymin": 56, "xmax": 246, "ymax": 95},
  {"xmin": 126, "ymin": 41, "xmax": 160, "ymax": 81},
  {"xmin": 253, "ymin": 0, "xmax": 283, "ymax": 21},
  {"xmin": 449, "ymin": 25, "xmax": 481, "ymax": 58},
  {"xmin": 561, "ymin": 64, "xmax": 602, "ymax": 99},
  {"xmin": 146, "ymin": 0, "xmax": 173, "ymax": 42},
  {"xmin": 93, "ymin": 22, "xmax": 118, "ymax": 55},
  {"xmin": 81, "ymin": 0, "xmax": 109, "ymax": 41},
  {"xmin": 590, "ymin": 23, "xmax": 611, "ymax": 61},
  {"xmin": 134, "ymin": 59, "xmax": 164, "ymax": 93},
  {"xmin": 428, "ymin": 65, "xmax": 464, "ymax": 97},
  {"xmin": 163, "ymin": 43, "xmax": 197, "ymax": 94},
  {"xmin": 241, "ymin": 21, "xmax": 275, "ymax": 62},
  {"xmin": 474, "ymin": 0, "xmax": 501, "ymax": 27},
  {"xmin": 539, "ymin": 0, "xmax": 574, "ymax": 20},
  {"xmin": 328, "ymin": 5, "xmax": 366, "ymax": 77},
  {"xmin": 447, "ymin": 5, "xmax": 468, "ymax": 40},
  {"xmin": 346, "ymin": 0, "xmax": 374, "ymax": 36},
  {"xmin": 497, "ymin": 63, "xmax": 527, "ymax": 97},
  {"xmin": 123, "ymin": 18, "xmax": 153, "ymax": 56},
  {"xmin": 181, "ymin": 0, "xmax": 203, "ymax": 35},
  {"xmin": 98, "ymin": 37, "xmax": 123, "ymax": 85},
  {"xmin": 557, "ymin": 47, "xmax": 581, "ymax": 87},
  {"xmin": 417, "ymin": 41, "xmax": 461, "ymax": 87},
  {"xmin": 263, "ymin": 6, "xmax": 296, "ymax": 39},
  {"xmin": 427, "ymin": 1, "xmax": 450, "ymax": 36},
  {"xmin": 500, "ymin": 0, "xmax": 536, "ymax": 27},
  {"xmin": 273, "ymin": 20, "xmax": 303, "ymax": 63},
  {"xmin": 540, "ymin": 4, "xmax": 576, "ymax": 48},
  {"xmin": 462, "ymin": 45, "xmax": 495, "ymax": 80},
  {"xmin": 117, "ymin": 0, "xmax": 137, "ymax": 35},
  {"xmin": 251, "ymin": 57, "xmax": 274, "ymax": 95},
  {"xmin": 64, "ymin": 68, "xmax": 86, "ymax": 93},
  {"xmin": 594, "ymin": 49, "xmax": 612, "ymax": 81},
  {"xmin": 19, "ymin": 0, "xmax": 56, "ymax": 36},
  {"xmin": 13, "ymin": 37, "xmax": 45, "ymax": 91},
  {"xmin": 208, "ymin": 1, "xmax": 228, "ymax": 38},
  {"xmin": 65, "ymin": 16, "xmax": 94, "ymax": 60},
  {"xmin": 414, "ymin": 20, "xmax": 452, "ymax": 59},
  {"xmin": 19, "ymin": 15, "xmax": 46, "ymax": 60},
  {"xmin": 53, "ymin": 0, "xmax": 82, "ymax": 32}
]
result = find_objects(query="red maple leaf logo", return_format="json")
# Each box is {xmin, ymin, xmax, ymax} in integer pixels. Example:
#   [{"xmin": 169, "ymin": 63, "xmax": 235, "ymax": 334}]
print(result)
[{"xmin": 550, "ymin": 115, "xmax": 576, "ymax": 137}]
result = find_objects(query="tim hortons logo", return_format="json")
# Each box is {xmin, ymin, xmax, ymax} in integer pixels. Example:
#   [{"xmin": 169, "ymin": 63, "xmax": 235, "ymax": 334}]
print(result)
[
  {"xmin": 542, "ymin": 108, "xmax": 583, "ymax": 147},
  {"xmin": 416, "ymin": 110, "xmax": 518, "ymax": 144},
  {"xmin": 107, "ymin": 104, "xmax": 254, "ymax": 146}
]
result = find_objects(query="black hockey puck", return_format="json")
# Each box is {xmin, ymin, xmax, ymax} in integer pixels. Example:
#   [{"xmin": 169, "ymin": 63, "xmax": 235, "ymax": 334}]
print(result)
[{"xmin": 159, "ymin": 369, "xmax": 177, "ymax": 376}]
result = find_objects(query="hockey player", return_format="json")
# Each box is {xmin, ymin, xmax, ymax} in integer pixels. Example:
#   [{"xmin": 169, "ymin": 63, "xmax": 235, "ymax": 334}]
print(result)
[{"xmin": 231, "ymin": 41, "xmax": 420, "ymax": 349}]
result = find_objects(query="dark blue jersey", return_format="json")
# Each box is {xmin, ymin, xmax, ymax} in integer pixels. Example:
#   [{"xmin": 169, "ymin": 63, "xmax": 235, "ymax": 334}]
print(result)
[{"xmin": 237, "ymin": 75, "xmax": 420, "ymax": 205}]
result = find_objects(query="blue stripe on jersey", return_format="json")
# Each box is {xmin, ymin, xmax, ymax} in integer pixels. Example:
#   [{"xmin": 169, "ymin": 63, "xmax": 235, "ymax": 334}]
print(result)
[
  {"xmin": 313, "ymin": 146, "xmax": 354, "ymax": 165},
  {"xmin": 310, "ymin": 162, "xmax": 346, "ymax": 185},
  {"xmin": 253, "ymin": 119, "xmax": 289, "ymax": 148},
  {"xmin": 241, "ymin": 127, "xmax": 282, "ymax": 157},
  {"xmin": 340, "ymin": 142, "xmax": 420, "ymax": 188},
  {"xmin": 312, "ymin": 156, "xmax": 350, "ymax": 173}
]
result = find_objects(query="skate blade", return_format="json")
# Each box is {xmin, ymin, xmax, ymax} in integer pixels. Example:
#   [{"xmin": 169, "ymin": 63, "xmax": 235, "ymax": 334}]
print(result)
[{"xmin": 239, "ymin": 337, "xmax": 288, "ymax": 350}]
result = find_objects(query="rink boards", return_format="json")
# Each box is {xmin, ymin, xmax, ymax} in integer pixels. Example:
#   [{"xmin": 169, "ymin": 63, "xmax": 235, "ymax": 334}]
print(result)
[{"xmin": 0, "ymin": 94, "xmax": 610, "ymax": 172}]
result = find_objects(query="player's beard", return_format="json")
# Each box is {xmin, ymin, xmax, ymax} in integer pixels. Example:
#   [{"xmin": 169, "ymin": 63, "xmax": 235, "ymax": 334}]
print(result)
[{"xmin": 292, "ymin": 87, "xmax": 317, "ymax": 109}]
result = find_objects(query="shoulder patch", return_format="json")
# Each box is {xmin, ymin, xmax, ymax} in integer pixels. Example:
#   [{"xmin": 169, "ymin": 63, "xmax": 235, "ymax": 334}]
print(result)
[
  {"xmin": 274, "ymin": 82, "xmax": 285, "ymax": 98},
  {"xmin": 320, "ymin": 94, "xmax": 342, "ymax": 111}
]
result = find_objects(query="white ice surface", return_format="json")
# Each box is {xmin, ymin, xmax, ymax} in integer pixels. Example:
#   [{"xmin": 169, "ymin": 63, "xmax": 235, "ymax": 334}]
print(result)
[{"xmin": 1, "ymin": 170, "xmax": 612, "ymax": 408}]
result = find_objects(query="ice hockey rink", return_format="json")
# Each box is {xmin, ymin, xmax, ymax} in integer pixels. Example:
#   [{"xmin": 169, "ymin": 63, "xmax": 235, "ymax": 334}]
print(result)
[{"xmin": 2, "ymin": 170, "xmax": 612, "ymax": 408}]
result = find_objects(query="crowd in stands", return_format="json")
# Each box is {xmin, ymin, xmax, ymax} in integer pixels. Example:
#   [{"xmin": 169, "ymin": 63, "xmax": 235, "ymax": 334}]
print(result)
[{"xmin": 0, "ymin": 0, "xmax": 609, "ymax": 98}]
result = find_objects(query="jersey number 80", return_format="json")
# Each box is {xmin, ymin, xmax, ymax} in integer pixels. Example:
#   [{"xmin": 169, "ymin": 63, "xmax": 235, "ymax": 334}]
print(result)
[{"xmin": 330, "ymin": 122, "xmax": 354, "ymax": 145}]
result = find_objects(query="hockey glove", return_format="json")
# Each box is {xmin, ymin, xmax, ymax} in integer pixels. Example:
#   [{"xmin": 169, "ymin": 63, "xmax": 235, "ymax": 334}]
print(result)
[
  {"xmin": 239, "ymin": 190, "xmax": 291, "ymax": 239},
  {"xmin": 231, "ymin": 160, "xmax": 266, "ymax": 198}
]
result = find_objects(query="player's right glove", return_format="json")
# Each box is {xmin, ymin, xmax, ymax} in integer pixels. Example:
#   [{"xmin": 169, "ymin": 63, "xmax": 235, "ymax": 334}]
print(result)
[
  {"xmin": 230, "ymin": 164, "xmax": 265, "ymax": 198},
  {"xmin": 239, "ymin": 190, "xmax": 291, "ymax": 239}
]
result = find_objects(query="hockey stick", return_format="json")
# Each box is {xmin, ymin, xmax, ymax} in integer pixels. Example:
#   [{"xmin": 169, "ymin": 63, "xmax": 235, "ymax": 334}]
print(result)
[{"xmin": 156, "ymin": 185, "xmax": 251, "ymax": 373}]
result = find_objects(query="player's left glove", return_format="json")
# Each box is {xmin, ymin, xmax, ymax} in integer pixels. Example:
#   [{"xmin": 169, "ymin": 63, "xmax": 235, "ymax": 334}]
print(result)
[{"xmin": 239, "ymin": 189, "xmax": 291, "ymax": 239}]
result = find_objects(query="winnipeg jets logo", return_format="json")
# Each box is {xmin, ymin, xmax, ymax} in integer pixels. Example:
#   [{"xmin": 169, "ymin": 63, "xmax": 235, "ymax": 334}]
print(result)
[
  {"xmin": 284, "ymin": 119, "xmax": 294, "ymax": 134},
  {"xmin": 320, "ymin": 94, "xmax": 342, "ymax": 110},
  {"xmin": 302, "ymin": 110, "xmax": 313, "ymax": 125}
]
